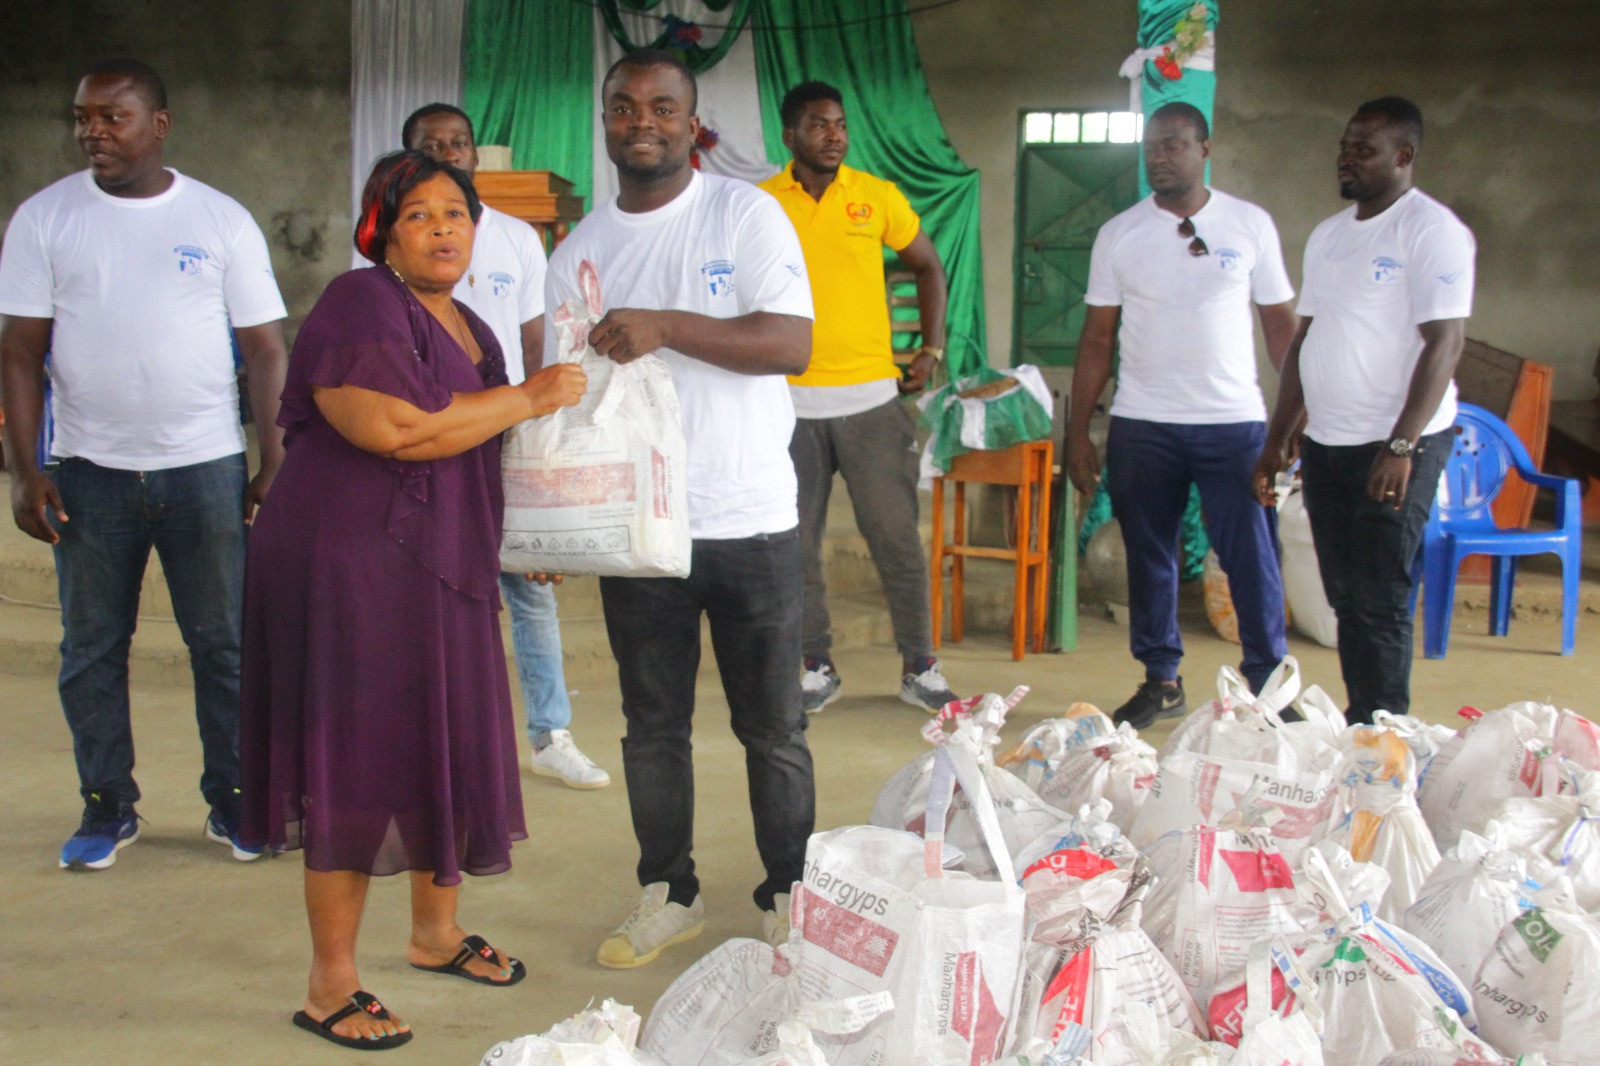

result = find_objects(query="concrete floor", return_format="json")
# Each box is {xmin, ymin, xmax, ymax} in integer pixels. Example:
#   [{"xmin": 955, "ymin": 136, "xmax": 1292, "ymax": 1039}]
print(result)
[{"xmin": 1, "ymin": 591, "xmax": 1595, "ymax": 1064}]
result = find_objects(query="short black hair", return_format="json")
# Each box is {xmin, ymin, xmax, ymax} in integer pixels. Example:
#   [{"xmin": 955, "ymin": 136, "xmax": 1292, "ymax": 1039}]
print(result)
[
  {"xmin": 1148, "ymin": 101, "xmax": 1209, "ymax": 142},
  {"xmin": 401, "ymin": 103, "xmax": 475, "ymax": 151},
  {"xmin": 1355, "ymin": 95, "xmax": 1424, "ymax": 152},
  {"xmin": 780, "ymin": 81, "xmax": 844, "ymax": 129},
  {"xmin": 81, "ymin": 57, "xmax": 167, "ymax": 111},
  {"xmin": 601, "ymin": 48, "xmax": 698, "ymax": 113},
  {"xmin": 354, "ymin": 150, "xmax": 482, "ymax": 264}
]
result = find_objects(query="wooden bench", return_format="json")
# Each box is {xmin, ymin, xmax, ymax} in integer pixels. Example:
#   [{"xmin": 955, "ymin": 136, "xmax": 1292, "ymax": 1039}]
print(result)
[
  {"xmin": 1545, "ymin": 348, "xmax": 1600, "ymax": 523},
  {"xmin": 1454, "ymin": 337, "xmax": 1553, "ymax": 532}
]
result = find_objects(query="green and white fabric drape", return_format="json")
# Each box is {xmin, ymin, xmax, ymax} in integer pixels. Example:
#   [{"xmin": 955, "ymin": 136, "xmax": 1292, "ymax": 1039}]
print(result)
[
  {"xmin": 455, "ymin": 0, "xmax": 988, "ymax": 378},
  {"xmin": 1123, "ymin": 0, "xmax": 1218, "ymax": 196}
]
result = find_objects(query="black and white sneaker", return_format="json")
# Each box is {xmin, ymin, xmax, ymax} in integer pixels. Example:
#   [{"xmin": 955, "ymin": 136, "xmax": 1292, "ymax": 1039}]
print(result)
[
  {"xmin": 1112, "ymin": 678, "xmax": 1187, "ymax": 730},
  {"xmin": 800, "ymin": 657, "xmax": 842, "ymax": 714},
  {"xmin": 900, "ymin": 657, "xmax": 958, "ymax": 713}
]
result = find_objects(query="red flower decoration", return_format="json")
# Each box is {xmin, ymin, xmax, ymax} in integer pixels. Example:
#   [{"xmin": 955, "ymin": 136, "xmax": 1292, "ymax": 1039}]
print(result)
[{"xmin": 1153, "ymin": 46, "xmax": 1183, "ymax": 80}]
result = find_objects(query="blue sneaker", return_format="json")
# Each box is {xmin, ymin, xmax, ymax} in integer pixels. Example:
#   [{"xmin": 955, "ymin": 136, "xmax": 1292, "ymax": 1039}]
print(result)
[
  {"xmin": 60, "ymin": 799, "xmax": 139, "ymax": 870},
  {"xmin": 205, "ymin": 792, "xmax": 264, "ymax": 862}
]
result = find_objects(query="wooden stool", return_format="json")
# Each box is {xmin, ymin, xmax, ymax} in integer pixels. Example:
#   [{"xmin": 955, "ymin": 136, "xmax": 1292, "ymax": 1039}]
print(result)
[{"xmin": 930, "ymin": 440, "xmax": 1053, "ymax": 660}]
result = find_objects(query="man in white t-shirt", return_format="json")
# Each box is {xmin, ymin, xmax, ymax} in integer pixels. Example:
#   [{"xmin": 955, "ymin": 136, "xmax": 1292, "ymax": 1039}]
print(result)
[
  {"xmin": 1067, "ymin": 102, "xmax": 1299, "ymax": 729},
  {"xmin": 1256, "ymin": 96, "xmax": 1473, "ymax": 723},
  {"xmin": 547, "ymin": 50, "xmax": 815, "ymax": 970},
  {"xmin": 0, "ymin": 58, "xmax": 289, "ymax": 870},
  {"xmin": 402, "ymin": 102, "xmax": 609, "ymax": 791}
]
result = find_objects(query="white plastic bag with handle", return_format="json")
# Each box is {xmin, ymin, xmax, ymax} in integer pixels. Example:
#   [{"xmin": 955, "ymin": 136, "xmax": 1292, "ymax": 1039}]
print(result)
[
  {"xmin": 482, "ymin": 998, "xmax": 662, "ymax": 1065},
  {"xmin": 872, "ymin": 688, "xmax": 1064, "ymax": 879},
  {"xmin": 793, "ymin": 741, "xmax": 1028, "ymax": 1066},
  {"xmin": 500, "ymin": 259, "xmax": 690, "ymax": 577},
  {"xmin": 999, "ymin": 705, "xmax": 1159, "ymax": 835},
  {"xmin": 1324, "ymin": 725, "xmax": 1441, "ymax": 924},
  {"xmin": 1482, "ymin": 763, "xmax": 1600, "ymax": 911},
  {"xmin": 1215, "ymin": 939, "xmax": 1325, "ymax": 1066}
]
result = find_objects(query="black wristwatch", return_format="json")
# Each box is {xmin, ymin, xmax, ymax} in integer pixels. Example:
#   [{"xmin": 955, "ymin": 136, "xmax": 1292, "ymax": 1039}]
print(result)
[{"xmin": 1386, "ymin": 437, "xmax": 1416, "ymax": 458}]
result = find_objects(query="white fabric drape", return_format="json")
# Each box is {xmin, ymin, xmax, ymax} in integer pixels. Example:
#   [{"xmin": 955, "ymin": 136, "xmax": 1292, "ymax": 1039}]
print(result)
[
  {"xmin": 589, "ymin": 1, "xmax": 778, "ymax": 211},
  {"xmin": 350, "ymin": 0, "xmax": 467, "ymax": 265}
]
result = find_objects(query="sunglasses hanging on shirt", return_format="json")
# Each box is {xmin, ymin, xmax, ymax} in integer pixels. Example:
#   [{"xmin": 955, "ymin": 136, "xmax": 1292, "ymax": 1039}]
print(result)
[{"xmin": 1178, "ymin": 216, "xmax": 1209, "ymax": 257}]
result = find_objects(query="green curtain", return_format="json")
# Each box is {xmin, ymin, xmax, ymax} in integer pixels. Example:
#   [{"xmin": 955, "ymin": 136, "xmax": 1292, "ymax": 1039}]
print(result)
[
  {"xmin": 751, "ymin": 0, "xmax": 987, "ymax": 379},
  {"xmin": 462, "ymin": 0, "xmax": 595, "ymax": 205},
  {"xmin": 1135, "ymin": 0, "xmax": 1218, "ymax": 196},
  {"xmin": 599, "ymin": 0, "xmax": 756, "ymax": 73}
]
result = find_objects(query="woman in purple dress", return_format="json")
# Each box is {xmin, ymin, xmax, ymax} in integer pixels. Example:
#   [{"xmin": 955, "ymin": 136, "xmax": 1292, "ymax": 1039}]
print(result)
[{"xmin": 240, "ymin": 151, "xmax": 585, "ymax": 1051}]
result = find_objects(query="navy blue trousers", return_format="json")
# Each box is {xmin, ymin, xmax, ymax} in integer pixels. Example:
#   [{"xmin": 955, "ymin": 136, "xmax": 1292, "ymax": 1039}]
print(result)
[{"xmin": 1106, "ymin": 417, "xmax": 1287, "ymax": 691}]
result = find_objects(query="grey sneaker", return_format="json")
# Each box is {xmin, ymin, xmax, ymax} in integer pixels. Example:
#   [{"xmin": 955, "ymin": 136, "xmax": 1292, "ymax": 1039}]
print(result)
[
  {"xmin": 800, "ymin": 657, "xmax": 842, "ymax": 714},
  {"xmin": 597, "ymin": 882, "xmax": 705, "ymax": 969},
  {"xmin": 899, "ymin": 657, "xmax": 958, "ymax": 713}
]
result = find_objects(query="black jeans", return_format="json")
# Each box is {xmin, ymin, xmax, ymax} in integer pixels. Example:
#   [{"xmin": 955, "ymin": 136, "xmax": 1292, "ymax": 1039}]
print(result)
[
  {"xmin": 599, "ymin": 529, "xmax": 814, "ymax": 911},
  {"xmin": 1299, "ymin": 430, "xmax": 1451, "ymax": 723}
]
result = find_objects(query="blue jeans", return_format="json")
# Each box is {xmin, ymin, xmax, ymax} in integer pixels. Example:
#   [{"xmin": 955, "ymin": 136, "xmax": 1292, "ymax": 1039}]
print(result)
[
  {"xmin": 498, "ymin": 572, "xmax": 572, "ymax": 745},
  {"xmin": 48, "ymin": 454, "xmax": 248, "ymax": 809},
  {"xmin": 599, "ymin": 529, "xmax": 814, "ymax": 912},
  {"xmin": 1106, "ymin": 417, "xmax": 1288, "ymax": 691},
  {"xmin": 1298, "ymin": 431, "xmax": 1451, "ymax": 722}
]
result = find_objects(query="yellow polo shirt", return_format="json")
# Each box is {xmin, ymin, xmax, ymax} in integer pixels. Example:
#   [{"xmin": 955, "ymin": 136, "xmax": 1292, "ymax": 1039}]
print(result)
[{"xmin": 759, "ymin": 162, "xmax": 922, "ymax": 388}]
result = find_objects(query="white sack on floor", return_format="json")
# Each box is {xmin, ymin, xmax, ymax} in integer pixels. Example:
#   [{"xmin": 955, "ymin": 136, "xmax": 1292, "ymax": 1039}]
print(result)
[
  {"xmin": 484, "ymin": 999, "xmax": 660, "ymax": 1066},
  {"xmin": 999, "ymin": 704, "xmax": 1158, "ymax": 834},
  {"xmin": 1418, "ymin": 703, "xmax": 1600, "ymax": 852},
  {"xmin": 1324, "ymin": 725, "xmax": 1441, "ymax": 924},
  {"xmin": 1482, "ymin": 764, "xmax": 1600, "ymax": 912},
  {"xmin": 1471, "ymin": 899, "xmax": 1600, "ymax": 1066},
  {"xmin": 872, "ymin": 687, "xmax": 1064, "ymax": 879}
]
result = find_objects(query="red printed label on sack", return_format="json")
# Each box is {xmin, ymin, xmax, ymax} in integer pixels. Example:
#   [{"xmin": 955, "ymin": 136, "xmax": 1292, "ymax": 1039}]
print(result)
[
  {"xmin": 504, "ymin": 464, "xmax": 636, "ymax": 508},
  {"xmin": 1519, "ymin": 746, "xmax": 1546, "ymax": 790},
  {"xmin": 1208, "ymin": 965, "xmax": 1291, "ymax": 1047},
  {"xmin": 1196, "ymin": 760, "xmax": 1221, "ymax": 820},
  {"xmin": 945, "ymin": 951, "xmax": 1007, "ymax": 1066},
  {"xmin": 1219, "ymin": 848, "xmax": 1295, "ymax": 892},
  {"xmin": 1021, "ymin": 847, "xmax": 1117, "ymax": 884},
  {"xmin": 1196, "ymin": 826, "xmax": 1217, "ymax": 888},
  {"xmin": 652, "ymin": 448, "xmax": 670, "ymax": 518},
  {"xmin": 1040, "ymin": 947, "xmax": 1092, "ymax": 1028},
  {"xmin": 1458, "ymin": 706, "xmax": 1483, "ymax": 721},
  {"xmin": 796, "ymin": 886, "xmax": 898, "ymax": 978}
]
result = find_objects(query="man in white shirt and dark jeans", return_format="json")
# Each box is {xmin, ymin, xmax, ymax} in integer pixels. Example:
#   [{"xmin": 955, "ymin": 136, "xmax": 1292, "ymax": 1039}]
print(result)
[
  {"xmin": 1067, "ymin": 102, "xmax": 1299, "ymax": 728},
  {"xmin": 1255, "ymin": 96, "xmax": 1473, "ymax": 724},
  {"xmin": 547, "ymin": 50, "xmax": 816, "ymax": 970},
  {"xmin": 402, "ymin": 102, "xmax": 609, "ymax": 790},
  {"xmin": 0, "ymin": 58, "xmax": 289, "ymax": 869}
]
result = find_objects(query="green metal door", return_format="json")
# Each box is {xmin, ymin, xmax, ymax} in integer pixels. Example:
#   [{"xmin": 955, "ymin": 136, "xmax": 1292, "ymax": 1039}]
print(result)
[{"xmin": 1012, "ymin": 140, "xmax": 1139, "ymax": 367}]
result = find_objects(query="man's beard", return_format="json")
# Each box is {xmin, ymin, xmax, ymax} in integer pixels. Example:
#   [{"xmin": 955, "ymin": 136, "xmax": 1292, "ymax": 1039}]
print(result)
[{"xmin": 616, "ymin": 151, "xmax": 685, "ymax": 184}]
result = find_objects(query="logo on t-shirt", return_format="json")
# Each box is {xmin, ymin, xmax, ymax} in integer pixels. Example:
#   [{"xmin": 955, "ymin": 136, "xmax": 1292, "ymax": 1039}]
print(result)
[
  {"xmin": 845, "ymin": 202, "xmax": 873, "ymax": 224},
  {"xmin": 173, "ymin": 245, "xmax": 213, "ymax": 275},
  {"xmin": 784, "ymin": 261, "xmax": 806, "ymax": 279},
  {"xmin": 700, "ymin": 259, "xmax": 736, "ymax": 297},
  {"xmin": 1371, "ymin": 256, "xmax": 1404, "ymax": 284},
  {"xmin": 489, "ymin": 271, "xmax": 515, "ymax": 297},
  {"xmin": 1215, "ymin": 247, "xmax": 1242, "ymax": 271}
]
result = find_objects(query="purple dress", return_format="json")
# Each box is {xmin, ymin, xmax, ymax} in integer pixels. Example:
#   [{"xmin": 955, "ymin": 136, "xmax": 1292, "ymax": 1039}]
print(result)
[{"xmin": 239, "ymin": 266, "xmax": 525, "ymax": 885}]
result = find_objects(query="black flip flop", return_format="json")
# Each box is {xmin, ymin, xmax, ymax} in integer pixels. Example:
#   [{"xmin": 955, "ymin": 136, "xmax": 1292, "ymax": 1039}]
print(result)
[
  {"xmin": 410, "ymin": 933, "xmax": 526, "ymax": 987},
  {"xmin": 292, "ymin": 990, "xmax": 413, "ymax": 1050}
]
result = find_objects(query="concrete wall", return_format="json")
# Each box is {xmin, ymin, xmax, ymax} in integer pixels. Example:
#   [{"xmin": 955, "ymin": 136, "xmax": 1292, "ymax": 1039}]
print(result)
[
  {"xmin": 0, "ymin": 1, "xmax": 351, "ymax": 338},
  {"xmin": 915, "ymin": 0, "xmax": 1600, "ymax": 398}
]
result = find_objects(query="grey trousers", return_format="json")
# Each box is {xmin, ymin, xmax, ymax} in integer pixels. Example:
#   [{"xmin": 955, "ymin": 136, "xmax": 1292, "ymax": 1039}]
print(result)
[{"xmin": 791, "ymin": 397, "xmax": 934, "ymax": 663}]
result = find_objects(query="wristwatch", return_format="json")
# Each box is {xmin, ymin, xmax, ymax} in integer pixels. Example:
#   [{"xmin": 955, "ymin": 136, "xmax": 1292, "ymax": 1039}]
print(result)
[
  {"xmin": 918, "ymin": 345, "xmax": 945, "ymax": 362},
  {"xmin": 1386, "ymin": 436, "xmax": 1416, "ymax": 458}
]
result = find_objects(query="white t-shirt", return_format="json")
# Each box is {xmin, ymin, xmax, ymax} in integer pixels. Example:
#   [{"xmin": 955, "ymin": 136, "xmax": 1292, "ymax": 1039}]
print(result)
[
  {"xmin": 790, "ymin": 378, "xmax": 899, "ymax": 419},
  {"xmin": 546, "ymin": 171, "xmax": 815, "ymax": 540},
  {"xmin": 1085, "ymin": 189, "xmax": 1295, "ymax": 424},
  {"xmin": 453, "ymin": 204, "xmax": 547, "ymax": 385},
  {"xmin": 1297, "ymin": 188, "xmax": 1475, "ymax": 446},
  {"xmin": 0, "ymin": 169, "xmax": 287, "ymax": 470}
]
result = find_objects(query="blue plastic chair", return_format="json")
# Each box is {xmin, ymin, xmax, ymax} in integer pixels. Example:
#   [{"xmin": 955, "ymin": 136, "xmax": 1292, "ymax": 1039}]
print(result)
[{"xmin": 1419, "ymin": 402, "xmax": 1582, "ymax": 658}]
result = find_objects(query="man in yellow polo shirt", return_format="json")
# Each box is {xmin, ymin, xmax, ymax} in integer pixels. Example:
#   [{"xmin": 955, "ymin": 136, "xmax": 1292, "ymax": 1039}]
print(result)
[{"xmin": 760, "ymin": 80, "xmax": 957, "ymax": 714}]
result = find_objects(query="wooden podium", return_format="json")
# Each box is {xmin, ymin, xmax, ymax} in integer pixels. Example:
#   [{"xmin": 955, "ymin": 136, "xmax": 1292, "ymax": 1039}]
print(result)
[{"xmin": 473, "ymin": 170, "xmax": 585, "ymax": 249}]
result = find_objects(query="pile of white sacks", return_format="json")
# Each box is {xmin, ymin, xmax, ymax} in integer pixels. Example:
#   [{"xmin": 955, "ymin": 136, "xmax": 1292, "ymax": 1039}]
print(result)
[{"xmin": 481, "ymin": 657, "xmax": 1600, "ymax": 1066}]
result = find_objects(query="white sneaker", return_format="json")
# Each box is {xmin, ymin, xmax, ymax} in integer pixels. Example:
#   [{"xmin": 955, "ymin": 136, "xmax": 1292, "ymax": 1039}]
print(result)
[
  {"xmin": 899, "ymin": 658, "xmax": 958, "ymax": 713},
  {"xmin": 597, "ymin": 882, "xmax": 705, "ymax": 969},
  {"xmin": 761, "ymin": 892, "xmax": 792, "ymax": 949},
  {"xmin": 530, "ymin": 730, "xmax": 610, "ymax": 789},
  {"xmin": 800, "ymin": 658, "xmax": 842, "ymax": 714}
]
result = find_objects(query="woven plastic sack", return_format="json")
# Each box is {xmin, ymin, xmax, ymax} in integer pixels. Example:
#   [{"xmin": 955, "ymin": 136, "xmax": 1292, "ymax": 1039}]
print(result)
[
  {"xmin": 500, "ymin": 262, "xmax": 690, "ymax": 577},
  {"xmin": 1324, "ymin": 726, "xmax": 1441, "ymax": 924},
  {"xmin": 999, "ymin": 705, "xmax": 1158, "ymax": 834},
  {"xmin": 1482, "ymin": 763, "xmax": 1600, "ymax": 911},
  {"xmin": 795, "ymin": 740, "xmax": 1028, "ymax": 1065},
  {"xmin": 1400, "ymin": 830, "xmax": 1564, "ymax": 989},
  {"xmin": 1011, "ymin": 799, "xmax": 1142, "ymax": 883},
  {"xmin": 1418, "ymin": 703, "xmax": 1600, "ymax": 852},
  {"xmin": 1471, "ymin": 901, "xmax": 1600, "ymax": 1065},
  {"xmin": 1278, "ymin": 481, "xmax": 1338, "ymax": 648},
  {"xmin": 483, "ymin": 999, "xmax": 660, "ymax": 1065},
  {"xmin": 873, "ymin": 688, "xmax": 1065, "ymax": 879}
]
